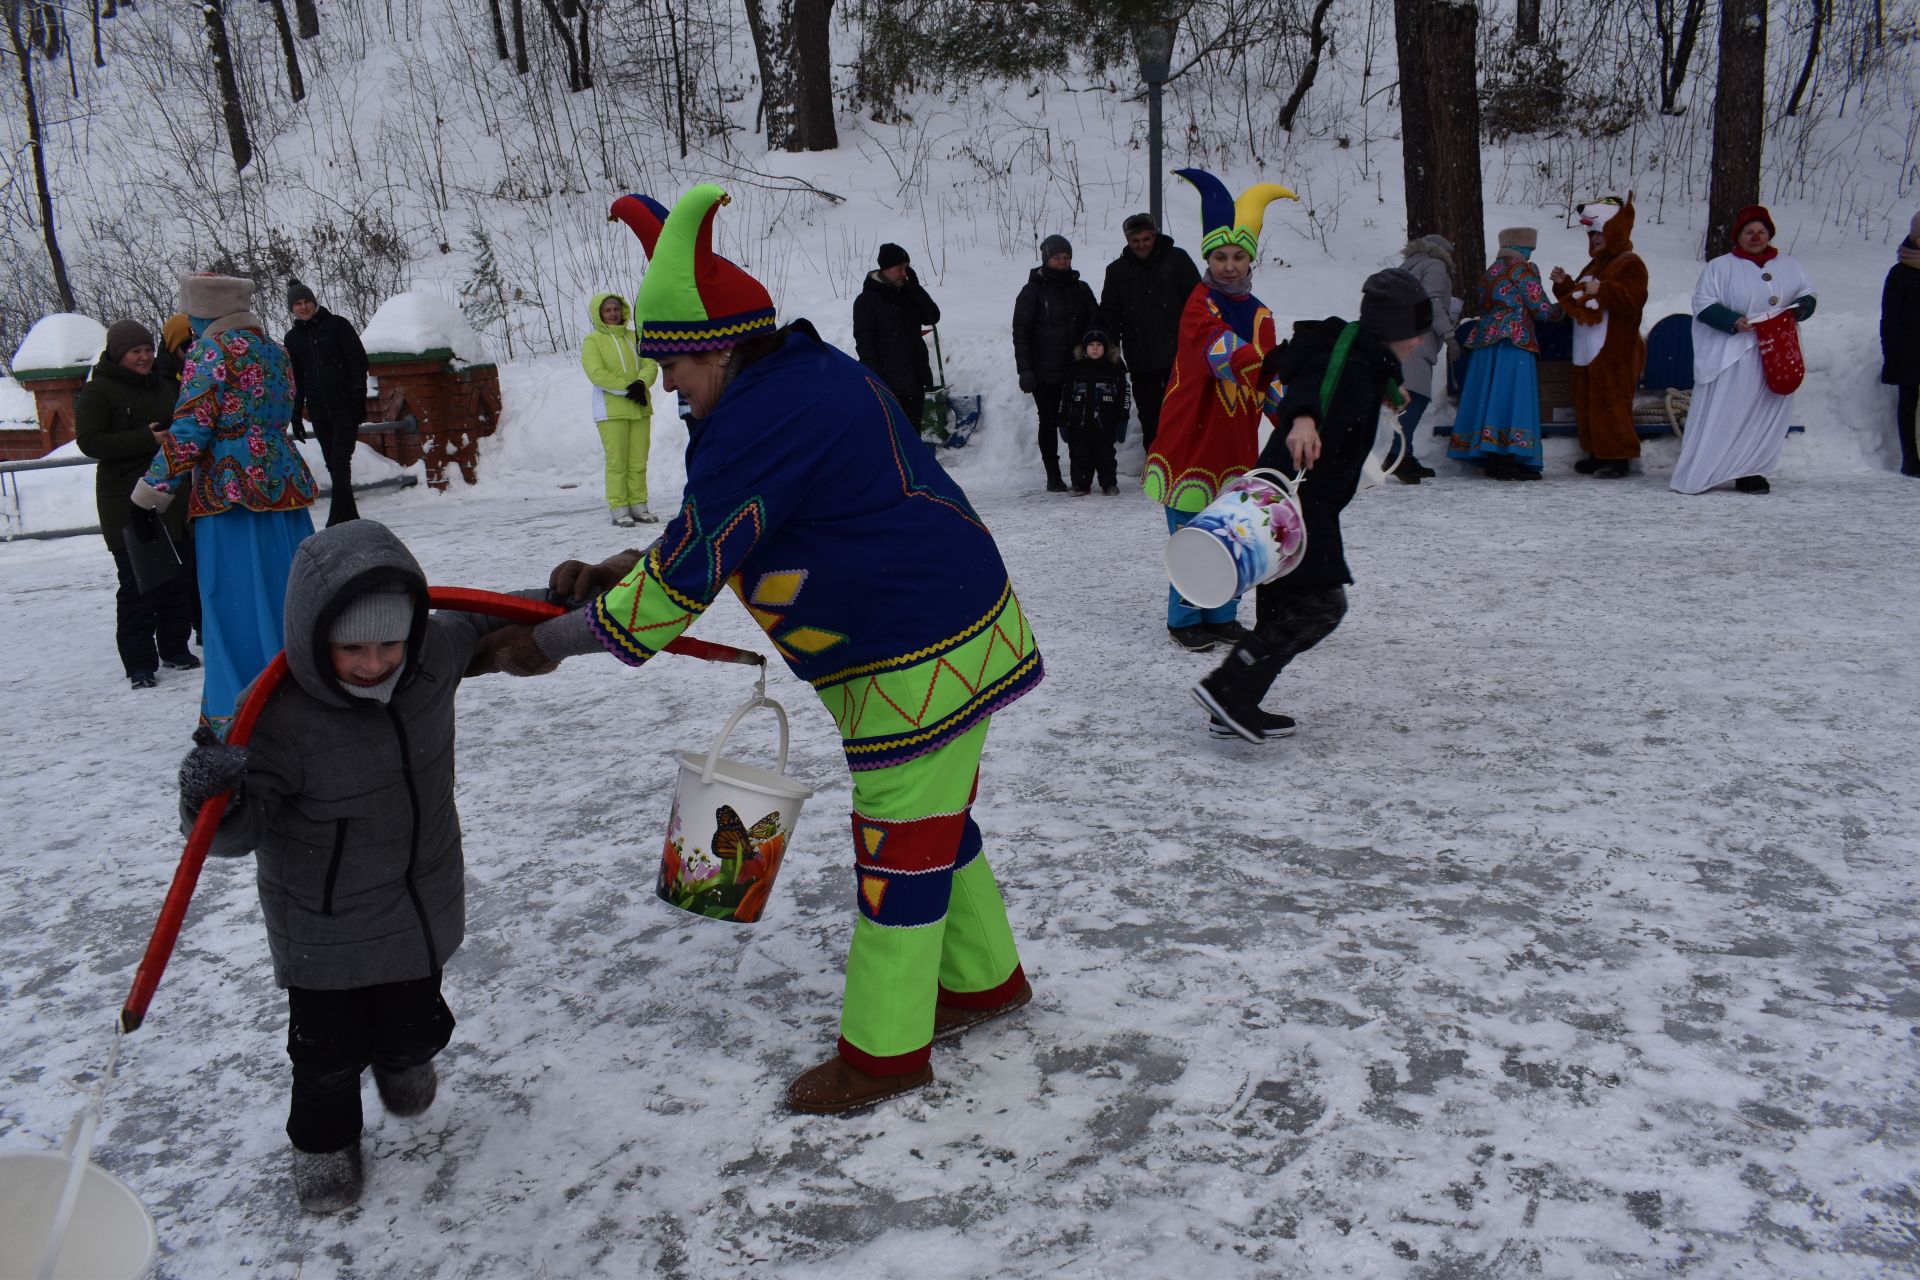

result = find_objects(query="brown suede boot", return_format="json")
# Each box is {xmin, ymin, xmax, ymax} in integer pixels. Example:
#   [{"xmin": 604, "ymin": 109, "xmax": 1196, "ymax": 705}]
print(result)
[
  {"xmin": 785, "ymin": 1056, "xmax": 933, "ymax": 1114},
  {"xmin": 933, "ymin": 976, "xmax": 1034, "ymax": 1041}
]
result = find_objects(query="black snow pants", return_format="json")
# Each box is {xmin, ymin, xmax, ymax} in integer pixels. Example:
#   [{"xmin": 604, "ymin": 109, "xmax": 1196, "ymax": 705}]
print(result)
[{"xmin": 285, "ymin": 975, "xmax": 455, "ymax": 1153}]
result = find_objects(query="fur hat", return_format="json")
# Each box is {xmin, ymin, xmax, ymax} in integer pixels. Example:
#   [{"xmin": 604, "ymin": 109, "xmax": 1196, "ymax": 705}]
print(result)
[
  {"xmin": 1359, "ymin": 268, "xmax": 1433, "ymax": 342},
  {"xmin": 1496, "ymin": 227, "xmax": 1538, "ymax": 250},
  {"xmin": 1732, "ymin": 204, "xmax": 1775, "ymax": 240},
  {"xmin": 1040, "ymin": 234, "xmax": 1072, "ymax": 261},
  {"xmin": 1176, "ymin": 168, "xmax": 1298, "ymax": 258},
  {"xmin": 1122, "ymin": 212, "xmax": 1158, "ymax": 236},
  {"xmin": 104, "ymin": 319, "xmax": 155, "ymax": 364},
  {"xmin": 328, "ymin": 584, "xmax": 415, "ymax": 644},
  {"xmin": 610, "ymin": 188, "xmax": 777, "ymax": 355},
  {"xmin": 180, "ymin": 273, "xmax": 253, "ymax": 322},
  {"xmin": 287, "ymin": 278, "xmax": 317, "ymax": 308},
  {"xmin": 877, "ymin": 243, "xmax": 910, "ymax": 270}
]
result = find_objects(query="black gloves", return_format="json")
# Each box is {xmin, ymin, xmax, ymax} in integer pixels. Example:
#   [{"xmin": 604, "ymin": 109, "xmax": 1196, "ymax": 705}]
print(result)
[
  {"xmin": 625, "ymin": 381, "xmax": 650, "ymax": 406},
  {"xmin": 1260, "ymin": 344, "xmax": 1289, "ymax": 383},
  {"xmin": 1018, "ymin": 372, "xmax": 1036, "ymax": 394},
  {"xmin": 180, "ymin": 729, "xmax": 249, "ymax": 812}
]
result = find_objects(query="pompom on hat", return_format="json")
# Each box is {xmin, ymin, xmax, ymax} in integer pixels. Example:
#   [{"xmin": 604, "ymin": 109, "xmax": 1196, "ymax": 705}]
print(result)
[
  {"xmin": 1174, "ymin": 168, "xmax": 1298, "ymax": 257},
  {"xmin": 609, "ymin": 186, "xmax": 777, "ymax": 356}
]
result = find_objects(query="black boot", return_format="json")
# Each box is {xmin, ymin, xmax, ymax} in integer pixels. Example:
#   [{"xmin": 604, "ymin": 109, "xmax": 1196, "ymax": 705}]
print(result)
[
  {"xmin": 1191, "ymin": 639, "xmax": 1283, "ymax": 744},
  {"xmin": 1733, "ymin": 474, "xmax": 1770, "ymax": 493},
  {"xmin": 1044, "ymin": 461, "xmax": 1068, "ymax": 493},
  {"xmin": 1573, "ymin": 454, "xmax": 1601, "ymax": 474}
]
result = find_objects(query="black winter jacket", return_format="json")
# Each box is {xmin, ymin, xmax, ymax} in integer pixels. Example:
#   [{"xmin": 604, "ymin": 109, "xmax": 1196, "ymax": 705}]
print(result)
[
  {"xmin": 1881, "ymin": 249, "xmax": 1920, "ymax": 386},
  {"xmin": 284, "ymin": 307, "xmax": 369, "ymax": 427},
  {"xmin": 1099, "ymin": 235, "xmax": 1201, "ymax": 374},
  {"xmin": 1257, "ymin": 317, "xmax": 1402, "ymax": 590},
  {"xmin": 73, "ymin": 357, "xmax": 189, "ymax": 548},
  {"xmin": 1011, "ymin": 266, "xmax": 1101, "ymax": 386},
  {"xmin": 1061, "ymin": 351, "xmax": 1131, "ymax": 437},
  {"xmin": 852, "ymin": 268, "xmax": 940, "ymax": 407}
]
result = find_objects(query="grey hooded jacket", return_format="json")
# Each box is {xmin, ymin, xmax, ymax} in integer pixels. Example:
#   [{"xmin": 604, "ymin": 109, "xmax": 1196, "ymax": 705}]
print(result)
[
  {"xmin": 1397, "ymin": 235, "xmax": 1460, "ymax": 395},
  {"xmin": 200, "ymin": 520, "xmax": 507, "ymax": 990}
]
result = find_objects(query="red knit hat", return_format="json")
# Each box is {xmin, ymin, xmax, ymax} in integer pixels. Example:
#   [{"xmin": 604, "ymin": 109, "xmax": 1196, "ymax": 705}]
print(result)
[{"xmin": 1731, "ymin": 204, "xmax": 1775, "ymax": 239}]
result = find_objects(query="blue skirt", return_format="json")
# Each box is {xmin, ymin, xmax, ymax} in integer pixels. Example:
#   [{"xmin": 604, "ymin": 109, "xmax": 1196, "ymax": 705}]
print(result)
[
  {"xmin": 194, "ymin": 507, "xmax": 314, "ymax": 736},
  {"xmin": 1448, "ymin": 344, "xmax": 1542, "ymax": 470}
]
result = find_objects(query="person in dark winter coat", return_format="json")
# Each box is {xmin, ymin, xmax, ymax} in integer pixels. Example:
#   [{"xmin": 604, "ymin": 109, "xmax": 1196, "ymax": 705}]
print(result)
[
  {"xmin": 853, "ymin": 242, "xmax": 941, "ymax": 423},
  {"xmin": 283, "ymin": 280, "xmax": 369, "ymax": 526},
  {"xmin": 73, "ymin": 319, "xmax": 200, "ymax": 688},
  {"xmin": 1192, "ymin": 269, "xmax": 1430, "ymax": 743},
  {"xmin": 1060, "ymin": 329, "xmax": 1130, "ymax": 494},
  {"xmin": 1012, "ymin": 234, "xmax": 1101, "ymax": 491},
  {"xmin": 174, "ymin": 519, "xmax": 529, "ymax": 1213},
  {"xmin": 1881, "ymin": 208, "xmax": 1920, "ymax": 477},
  {"xmin": 1099, "ymin": 213, "xmax": 1200, "ymax": 453}
]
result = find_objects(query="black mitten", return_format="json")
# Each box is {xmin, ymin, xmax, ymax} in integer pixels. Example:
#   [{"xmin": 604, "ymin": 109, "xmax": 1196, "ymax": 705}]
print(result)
[
  {"xmin": 127, "ymin": 505, "xmax": 161, "ymax": 544},
  {"xmin": 1018, "ymin": 372, "xmax": 1036, "ymax": 394},
  {"xmin": 1260, "ymin": 343, "xmax": 1288, "ymax": 382},
  {"xmin": 180, "ymin": 734, "xmax": 250, "ymax": 811},
  {"xmin": 625, "ymin": 381, "xmax": 649, "ymax": 406}
]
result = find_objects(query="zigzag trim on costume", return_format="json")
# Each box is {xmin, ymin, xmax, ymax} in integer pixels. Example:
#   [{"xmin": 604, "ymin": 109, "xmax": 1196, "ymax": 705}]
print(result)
[
  {"xmin": 812, "ymin": 580, "xmax": 1015, "ymax": 688},
  {"xmin": 639, "ymin": 310, "xmax": 777, "ymax": 352},
  {"xmin": 872, "ymin": 378, "xmax": 987, "ymax": 533},
  {"xmin": 830, "ymin": 605, "xmax": 1034, "ymax": 735},
  {"xmin": 842, "ymin": 651, "xmax": 1043, "ymax": 771}
]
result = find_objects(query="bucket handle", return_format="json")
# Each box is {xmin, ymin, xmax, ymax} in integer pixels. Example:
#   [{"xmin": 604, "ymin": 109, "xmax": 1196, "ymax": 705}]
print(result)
[
  {"xmin": 36, "ymin": 1021, "xmax": 122, "ymax": 1280},
  {"xmin": 701, "ymin": 692, "xmax": 790, "ymax": 785},
  {"xmin": 1238, "ymin": 466, "xmax": 1308, "ymax": 496}
]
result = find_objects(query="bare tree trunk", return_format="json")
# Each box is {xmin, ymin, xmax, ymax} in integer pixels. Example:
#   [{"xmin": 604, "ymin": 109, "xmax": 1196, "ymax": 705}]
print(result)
[
  {"xmin": 1704, "ymin": 0, "xmax": 1766, "ymax": 258},
  {"xmin": 666, "ymin": 0, "xmax": 689, "ymax": 158},
  {"xmin": 1515, "ymin": 0, "xmax": 1539, "ymax": 44},
  {"xmin": 510, "ymin": 0, "xmax": 528, "ymax": 74},
  {"xmin": 89, "ymin": 0, "xmax": 102, "ymax": 66},
  {"xmin": 537, "ymin": 0, "xmax": 585, "ymax": 89},
  {"xmin": 485, "ymin": 0, "xmax": 508, "ymax": 59},
  {"xmin": 1396, "ymin": 0, "xmax": 1487, "ymax": 281},
  {"xmin": 1784, "ymin": 0, "xmax": 1827, "ymax": 116},
  {"xmin": 5, "ymin": 0, "xmax": 75, "ymax": 310},
  {"xmin": 1279, "ymin": 0, "xmax": 1335, "ymax": 131},
  {"xmin": 1657, "ymin": 0, "xmax": 1709, "ymax": 115},
  {"xmin": 202, "ymin": 0, "xmax": 253, "ymax": 170},
  {"xmin": 261, "ymin": 0, "xmax": 305, "ymax": 101},
  {"xmin": 576, "ymin": 1, "xmax": 588, "ymax": 84},
  {"xmin": 744, "ymin": 0, "xmax": 838, "ymax": 152},
  {"xmin": 293, "ymin": 0, "xmax": 317, "ymax": 36}
]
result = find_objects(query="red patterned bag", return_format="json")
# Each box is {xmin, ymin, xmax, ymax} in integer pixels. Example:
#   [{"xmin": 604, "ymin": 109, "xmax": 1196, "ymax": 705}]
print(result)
[{"xmin": 1752, "ymin": 311, "xmax": 1805, "ymax": 395}]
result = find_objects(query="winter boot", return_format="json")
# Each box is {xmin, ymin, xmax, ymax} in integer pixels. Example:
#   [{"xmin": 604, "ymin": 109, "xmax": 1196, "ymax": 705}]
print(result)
[
  {"xmin": 786, "ymin": 1055, "xmax": 934, "ymax": 1115},
  {"xmin": 1043, "ymin": 458, "xmax": 1069, "ymax": 493},
  {"xmin": 1167, "ymin": 626, "xmax": 1217, "ymax": 653},
  {"xmin": 1391, "ymin": 458, "xmax": 1423, "ymax": 484},
  {"xmin": 161, "ymin": 651, "xmax": 202, "ymax": 670},
  {"xmin": 373, "ymin": 1062, "xmax": 438, "ymax": 1117},
  {"xmin": 1191, "ymin": 639, "xmax": 1283, "ymax": 744},
  {"xmin": 1207, "ymin": 708, "xmax": 1296, "ymax": 740},
  {"xmin": 610, "ymin": 508, "xmax": 637, "ymax": 528},
  {"xmin": 1507, "ymin": 463, "xmax": 1542, "ymax": 482},
  {"xmin": 291, "ymin": 1141, "xmax": 364, "ymax": 1214},
  {"xmin": 933, "ymin": 975, "xmax": 1034, "ymax": 1041},
  {"xmin": 628, "ymin": 504, "xmax": 658, "ymax": 524},
  {"xmin": 130, "ymin": 672, "xmax": 158, "ymax": 690},
  {"xmin": 1203, "ymin": 619, "xmax": 1250, "ymax": 646},
  {"xmin": 1594, "ymin": 459, "xmax": 1631, "ymax": 479},
  {"xmin": 1573, "ymin": 454, "xmax": 1602, "ymax": 475},
  {"xmin": 1734, "ymin": 474, "xmax": 1771, "ymax": 493}
]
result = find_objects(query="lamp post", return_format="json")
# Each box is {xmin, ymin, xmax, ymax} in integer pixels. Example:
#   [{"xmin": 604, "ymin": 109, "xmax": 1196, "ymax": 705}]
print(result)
[{"xmin": 1134, "ymin": 18, "xmax": 1177, "ymax": 231}]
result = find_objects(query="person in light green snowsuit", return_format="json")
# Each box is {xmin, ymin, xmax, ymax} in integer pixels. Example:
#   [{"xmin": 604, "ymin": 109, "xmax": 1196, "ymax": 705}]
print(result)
[{"xmin": 580, "ymin": 292, "xmax": 659, "ymax": 526}]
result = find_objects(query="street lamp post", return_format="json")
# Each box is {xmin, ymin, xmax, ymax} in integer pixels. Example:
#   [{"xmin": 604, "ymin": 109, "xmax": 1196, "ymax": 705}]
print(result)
[{"xmin": 1134, "ymin": 19, "xmax": 1177, "ymax": 230}]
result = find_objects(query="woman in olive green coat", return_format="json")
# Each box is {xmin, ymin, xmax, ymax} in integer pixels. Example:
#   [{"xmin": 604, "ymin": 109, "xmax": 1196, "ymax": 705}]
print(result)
[{"xmin": 74, "ymin": 319, "xmax": 200, "ymax": 687}]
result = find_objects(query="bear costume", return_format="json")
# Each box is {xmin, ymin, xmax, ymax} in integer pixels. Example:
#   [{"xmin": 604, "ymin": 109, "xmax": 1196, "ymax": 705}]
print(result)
[{"xmin": 1553, "ymin": 196, "xmax": 1648, "ymax": 469}]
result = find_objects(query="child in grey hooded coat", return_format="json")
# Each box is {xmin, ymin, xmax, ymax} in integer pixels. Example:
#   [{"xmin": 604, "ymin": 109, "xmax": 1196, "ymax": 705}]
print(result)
[{"xmin": 177, "ymin": 519, "xmax": 518, "ymax": 1213}]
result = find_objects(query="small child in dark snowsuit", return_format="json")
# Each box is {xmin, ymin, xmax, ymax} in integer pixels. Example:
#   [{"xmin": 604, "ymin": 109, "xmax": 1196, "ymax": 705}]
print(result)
[
  {"xmin": 1192, "ymin": 269, "xmax": 1432, "ymax": 741},
  {"xmin": 175, "ymin": 519, "xmax": 523, "ymax": 1213},
  {"xmin": 1061, "ymin": 328, "xmax": 1130, "ymax": 495}
]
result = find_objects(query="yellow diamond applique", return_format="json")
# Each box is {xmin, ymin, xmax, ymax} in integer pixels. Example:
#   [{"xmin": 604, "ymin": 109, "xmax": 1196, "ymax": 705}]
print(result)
[
  {"xmin": 752, "ymin": 570, "xmax": 808, "ymax": 608},
  {"xmin": 747, "ymin": 605, "xmax": 785, "ymax": 632},
  {"xmin": 861, "ymin": 875, "xmax": 888, "ymax": 915},
  {"xmin": 860, "ymin": 825, "xmax": 887, "ymax": 860},
  {"xmin": 780, "ymin": 626, "xmax": 849, "ymax": 655}
]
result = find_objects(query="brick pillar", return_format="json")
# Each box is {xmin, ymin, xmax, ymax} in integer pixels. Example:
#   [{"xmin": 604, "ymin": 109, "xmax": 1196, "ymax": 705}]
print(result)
[{"xmin": 364, "ymin": 350, "xmax": 502, "ymax": 489}]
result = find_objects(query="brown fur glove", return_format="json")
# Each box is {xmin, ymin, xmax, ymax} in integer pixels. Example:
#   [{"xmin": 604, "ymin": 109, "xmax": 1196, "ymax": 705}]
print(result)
[
  {"xmin": 466, "ymin": 625, "xmax": 560, "ymax": 678},
  {"xmin": 548, "ymin": 549, "xmax": 642, "ymax": 607}
]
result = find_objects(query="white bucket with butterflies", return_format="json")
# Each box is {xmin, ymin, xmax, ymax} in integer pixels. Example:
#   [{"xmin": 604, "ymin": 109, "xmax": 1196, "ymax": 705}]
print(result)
[{"xmin": 657, "ymin": 689, "xmax": 812, "ymax": 924}]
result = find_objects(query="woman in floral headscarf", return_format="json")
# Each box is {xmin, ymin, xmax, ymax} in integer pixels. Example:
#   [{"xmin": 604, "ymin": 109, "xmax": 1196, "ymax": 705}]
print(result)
[{"xmin": 1881, "ymin": 208, "xmax": 1920, "ymax": 477}]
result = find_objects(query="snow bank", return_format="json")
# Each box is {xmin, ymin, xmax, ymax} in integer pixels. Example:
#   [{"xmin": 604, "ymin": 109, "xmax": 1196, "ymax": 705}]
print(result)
[
  {"xmin": 362, "ymin": 292, "xmax": 493, "ymax": 365},
  {"xmin": 12, "ymin": 313, "xmax": 106, "ymax": 372},
  {"xmin": 0, "ymin": 375, "xmax": 36, "ymax": 424}
]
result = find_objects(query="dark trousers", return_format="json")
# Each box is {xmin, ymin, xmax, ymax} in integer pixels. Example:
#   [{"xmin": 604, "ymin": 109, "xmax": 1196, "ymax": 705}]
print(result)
[
  {"xmin": 1131, "ymin": 367, "xmax": 1172, "ymax": 453},
  {"xmin": 1065, "ymin": 414, "xmax": 1117, "ymax": 490},
  {"xmin": 1232, "ymin": 585, "xmax": 1350, "ymax": 705},
  {"xmin": 285, "ymin": 975, "xmax": 455, "ymax": 1153},
  {"xmin": 314, "ymin": 414, "xmax": 360, "ymax": 526},
  {"xmin": 1897, "ymin": 384, "xmax": 1919, "ymax": 473},
  {"xmin": 1397, "ymin": 392, "xmax": 1431, "ymax": 462},
  {"xmin": 1032, "ymin": 383, "xmax": 1066, "ymax": 483},
  {"xmin": 109, "ymin": 544, "xmax": 196, "ymax": 678}
]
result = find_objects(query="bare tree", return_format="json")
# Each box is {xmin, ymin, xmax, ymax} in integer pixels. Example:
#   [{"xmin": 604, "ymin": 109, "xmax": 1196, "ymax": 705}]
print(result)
[
  {"xmin": 1279, "ymin": 0, "xmax": 1336, "ymax": 131},
  {"xmin": 202, "ymin": 0, "xmax": 254, "ymax": 170},
  {"xmin": 261, "ymin": 0, "xmax": 306, "ymax": 101},
  {"xmin": 1785, "ymin": 0, "xmax": 1828, "ymax": 116},
  {"xmin": 1653, "ymin": 0, "xmax": 1710, "ymax": 114},
  {"xmin": 1515, "ymin": 0, "xmax": 1540, "ymax": 44},
  {"xmin": 4, "ymin": 0, "xmax": 73, "ymax": 310},
  {"xmin": 511, "ymin": 0, "xmax": 528, "ymax": 73},
  {"xmin": 1704, "ymin": 0, "xmax": 1766, "ymax": 257},
  {"xmin": 293, "ymin": 0, "xmax": 318, "ymax": 37},
  {"xmin": 1396, "ymin": 0, "xmax": 1488, "ymax": 279},
  {"xmin": 537, "ymin": 0, "xmax": 588, "ymax": 90},
  {"xmin": 485, "ymin": 0, "xmax": 509, "ymax": 59},
  {"xmin": 743, "ymin": 0, "xmax": 838, "ymax": 152}
]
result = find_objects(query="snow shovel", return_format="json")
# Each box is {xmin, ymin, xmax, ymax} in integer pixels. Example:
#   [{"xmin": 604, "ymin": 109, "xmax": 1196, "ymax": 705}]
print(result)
[
  {"xmin": 119, "ymin": 586, "xmax": 765, "ymax": 1034},
  {"xmin": 919, "ymin": 324, "xmax": 984, "ymax": 449}
]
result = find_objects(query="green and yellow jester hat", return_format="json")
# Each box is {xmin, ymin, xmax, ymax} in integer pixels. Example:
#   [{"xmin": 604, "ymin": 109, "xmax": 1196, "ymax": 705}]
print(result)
[
  {"xmin": 1174, "ymin": 168, "xmax": 1298, "ymax": 257},
  {"xmin": 609, "ymin": 184, "xmax": 777, "ymax": 356}
]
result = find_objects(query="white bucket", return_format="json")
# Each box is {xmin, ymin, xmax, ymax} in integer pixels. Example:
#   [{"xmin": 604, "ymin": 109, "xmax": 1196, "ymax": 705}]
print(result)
[
  {"xmin": 0, "ymin": 1151, "xmax": 156, "ymax": 1280},
  {"xmin": 657, "ymin": 694, "xmax": 812, "ymax": 924},
  {"xmin": 1164, "ymin": 468, "xmax": 1308, "ymax": 610}
]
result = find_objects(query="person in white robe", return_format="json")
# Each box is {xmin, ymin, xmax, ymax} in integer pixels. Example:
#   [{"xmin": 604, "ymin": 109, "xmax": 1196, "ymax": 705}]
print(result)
[{"xmin": 1672, "ymin": 205, "xmax": 1816, "ymax": 495}]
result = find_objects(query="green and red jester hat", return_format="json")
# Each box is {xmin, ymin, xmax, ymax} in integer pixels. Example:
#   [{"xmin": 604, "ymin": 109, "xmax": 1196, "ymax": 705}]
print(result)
[{"xmin": 609, "ymin": 185, "xmax": 777, "ymax": 355}]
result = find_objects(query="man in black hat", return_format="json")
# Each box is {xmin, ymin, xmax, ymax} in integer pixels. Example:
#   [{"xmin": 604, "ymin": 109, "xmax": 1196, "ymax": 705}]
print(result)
[
  {"xmin": 1192, "ymin": 268, "xmax": 1431, "ymax": 744},
  {"xmin": 1099, "ymin": 212, "xmax": 1200, "ymax": 454},
  {"xmin": 284, "ymin": 279, "xmax": 370, "ymax": 526},
  {"xmin": 852, "ymin": 243, "xmax": 942, "ymax": 427}
]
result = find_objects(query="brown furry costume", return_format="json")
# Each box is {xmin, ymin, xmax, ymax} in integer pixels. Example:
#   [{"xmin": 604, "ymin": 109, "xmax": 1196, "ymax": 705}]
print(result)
[{"xmin": 1553, "ymin": 197, "xmax": 1649, "ymax": 461}]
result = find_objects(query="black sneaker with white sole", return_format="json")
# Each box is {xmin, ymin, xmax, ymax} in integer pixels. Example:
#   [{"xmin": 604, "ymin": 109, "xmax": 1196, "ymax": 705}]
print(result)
[
  {"xmin": 1168, "ymin": 626, "xmax": 1217, "ymax": 653},
  {"xmin": 1207, "ymin": 709, "xmax": 1296, "ymax": 740}
]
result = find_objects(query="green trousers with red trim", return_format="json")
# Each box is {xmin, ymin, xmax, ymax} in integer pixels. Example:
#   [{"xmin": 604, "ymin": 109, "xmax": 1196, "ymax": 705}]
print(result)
[{"xmin": 837, "ymin": 718, "xmax": 1026, "ymax": 1075}]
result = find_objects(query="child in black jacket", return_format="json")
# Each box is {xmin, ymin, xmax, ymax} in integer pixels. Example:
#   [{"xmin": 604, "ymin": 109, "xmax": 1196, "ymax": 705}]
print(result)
[
  {"xmin": 1192, "ymin": 269, "xmax": 1432, "ymax": 742},
  {"xmin": 1061, "ymin": 328, "xmax": 1130, "ymax": 495}
]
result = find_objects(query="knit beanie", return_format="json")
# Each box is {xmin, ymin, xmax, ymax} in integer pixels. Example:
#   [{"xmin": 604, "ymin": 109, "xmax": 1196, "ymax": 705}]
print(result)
[
  {"xmin": 180, "ymin": 273, "xmax": 254, "ymax": 322},
  {"xmin": 1901, "ymin": 210, "xmax": 1920, "ymax": 269},
  {"xmin": 1496, "ymin": 227, "xmax": 1538, "ymax": 250},
  {"xmin": 328, "ymin": 584, "xmax": 415, "ymax": 644},
  {"xmin": 1123, "ymin": 212, "xmax": 1158, "ymax": 236},
  {"xmin": 1081, "ymin": 328, "xmax": 1111, "ymax": 349},
  {"xmin": 104, "ymin": 319, "xmax": 155, "ymax": 363},
  {"xmin": 1359, "ymin": 268, "xmax": 1433, "ymax": 342},
  {"xmin": 610, "ymin": 187, "xmax": 777, "ymax": 355},
  {"xmin": 1040, "ymin": 234, "xmax": 1073, "ymax": 261},
  {"xmin": 877, "ymin": 243, "xmax": 910, "ymax": 270},
  {"xmin": 287, "ymin": 278, "xmax": 317, "ymax": 308},
  {"xmin": 160, "ymin": 313, "xmax": 193, "ymax": 354}
]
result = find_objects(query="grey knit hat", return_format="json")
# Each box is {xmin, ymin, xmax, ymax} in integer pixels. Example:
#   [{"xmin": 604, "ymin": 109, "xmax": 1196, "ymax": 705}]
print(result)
[
  {"xmin": 180, "ymin": 273, "xmax": 254, "ymax": 322},
  {"xmin": 104, "ymin": 319, "xmax": 155, "ymax": 363},
  {"xmin": 1040, "ymin": 234, "xmax": 1072, "ymax": 261},
  {"xmin": 328, "ymin": 585, "xmax": 415, "ymax": 644}
]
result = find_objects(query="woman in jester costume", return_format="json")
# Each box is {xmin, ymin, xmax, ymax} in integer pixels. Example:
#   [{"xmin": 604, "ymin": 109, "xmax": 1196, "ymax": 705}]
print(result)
[
  {"xmin": 472, "ymin": 186, "xmax": 1045, "ymax": 1114},
  {"xmin": 1143, "ymin": 169, "xmax": 1297, "ymax": 654}
]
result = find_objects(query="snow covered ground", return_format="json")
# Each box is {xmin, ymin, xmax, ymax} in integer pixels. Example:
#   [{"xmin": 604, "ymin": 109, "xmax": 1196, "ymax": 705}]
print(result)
[{"xmin": 3, "ymin": 436, "xmax": 1918, "ymax": 1277}]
